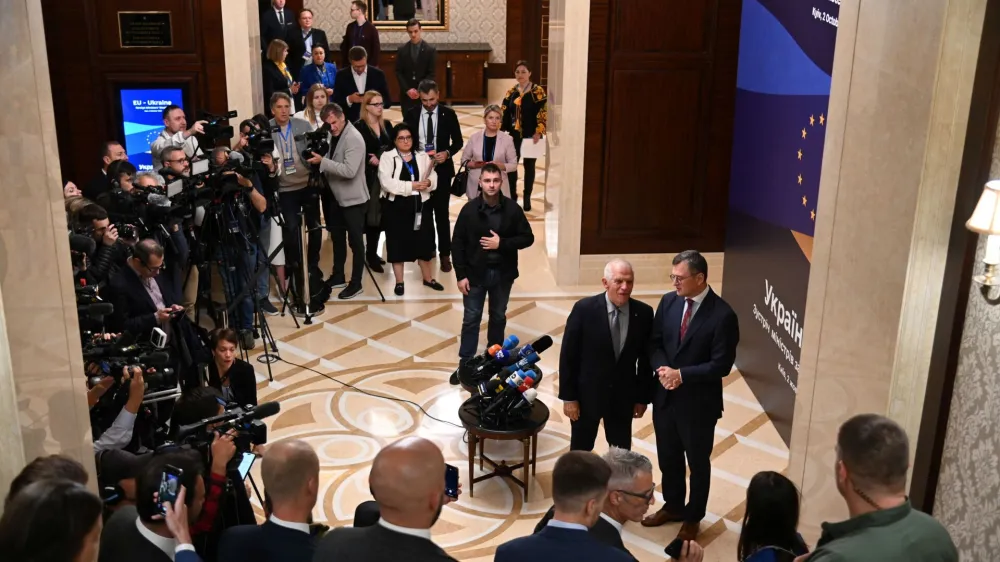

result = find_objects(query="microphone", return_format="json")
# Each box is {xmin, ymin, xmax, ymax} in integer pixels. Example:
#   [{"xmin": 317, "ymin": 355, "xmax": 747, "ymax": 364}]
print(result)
[
  {"xmin": 175, "ymin": 401, "xmax": 281, "ymax": 440},
  {"xmin": 521, "ymin": 335, "xmax": 554, "ymax": 357},
  {"xmin": 508, "ymin": 387, "xmax": 538, "ymax": 413},
  {"xmin": 501, "ymin": 335, "xmax": 520, "ymax": 350},
  {"xmin": 137, "ymin": 352, "xmax": 170, "ymax": 367},
  {"xmin": 84, "ymin": 302, "xmax": 114, "ymax": 318},
  {"xmin": 504, "ymin": 351, "xmax": 541, "ymax": 376},
  {"xmin": 482, "ymin": 371, "xmax": 527, "ymax": 416},
  {"xmin": 245, "ymin": 400, "xmax": 281, "ymax": 419}
]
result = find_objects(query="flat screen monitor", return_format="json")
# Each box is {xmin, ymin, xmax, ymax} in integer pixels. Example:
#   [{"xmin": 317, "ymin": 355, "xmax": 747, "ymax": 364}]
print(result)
[{"xmin": 119, "ymin": 87, "xmax": 185, "ymax": 172}]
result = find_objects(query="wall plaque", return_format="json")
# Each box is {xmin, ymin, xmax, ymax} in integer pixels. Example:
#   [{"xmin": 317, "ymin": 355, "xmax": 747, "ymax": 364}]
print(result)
[{"xmin": 118, "ymin": 11, "xmax": 173, "ymax": 48}]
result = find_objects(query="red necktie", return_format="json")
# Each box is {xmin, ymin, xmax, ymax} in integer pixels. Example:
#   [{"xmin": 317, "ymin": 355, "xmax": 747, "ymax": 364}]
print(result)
[{"xmin": 680, "ymin": 298, "xmax": 695, "ymax": 341}]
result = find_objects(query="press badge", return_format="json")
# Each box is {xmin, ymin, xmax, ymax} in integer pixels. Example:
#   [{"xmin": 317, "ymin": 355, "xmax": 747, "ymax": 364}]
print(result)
[
  {"xmin": 414, "ymin": 212, "xmax": 422, "ymax": 231},
  {"xmin": 284, "ymin": 157, "xmax": 297, "ymax": 175}
]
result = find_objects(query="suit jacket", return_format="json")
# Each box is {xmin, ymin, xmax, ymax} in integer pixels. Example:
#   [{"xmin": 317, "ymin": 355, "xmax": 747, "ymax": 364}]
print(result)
[
  {"xmin": 99, "ymin": 506, "xmax": 203, "ymax": 562},
  {"xmin": 106, "ymin": 264, "xmax": 180, "ymax": 339},
  {"xmin": 495, "ymin": 525, "xmax": 632, "ymax": 562},
  {"xmin": 403, "ymin": 103, "xmax": 464, "ymax": 178},
  {"xmin": 395, "ymin": 40, "xmax": 437, "ymax": 95},
  {"xmin": 459, "ymin": 130, "xmax": 517, "ymax": 199},
  {"xmin": 207, "ymin": 358, "xmax": 258, "ymax": 407},
  {"xmin": 83, "ymin": 170, "xmax": 109, "ymax": 201},
  {"xmin": 560, "ymin": 294, "xmax": 654, "ymax": 416},
  {"xmin": 313, "ymin": 523, "xmax": 456, "ymax": 562},
  {"xmin": 319, "ymin": 121, "xmax": 369, "ymax": 207},
  {"xmin": 217, "ymin": 520, "xmax": 315, "ymax": 562},
  {"xmin": 260, "ymin": 7, "xmax": 295, "ymax": 52},
  {"xmin": 286, "ymin": 26, "xmax": 330, "ymax": 78},
  {"xmin": 340, "ymin": 20, "xmax": 381, "ymax": 67},
  {"xmin": 332, "ymin": 65, "xmax": 392, "ymax": 123},
  {"xmin": 352, "ymin": 500, "xmax": 381, "ymax": 528},
  {"xmin": 262, "ymin": 59, "xmax": 293, "ymax": 117},
  {"xmin": 647, "ymin": 288, "xmax": 739, "ymax": 419},
  {"xmin": 532, "ymin": 507, "xmax": 637, "ymax": 561}
]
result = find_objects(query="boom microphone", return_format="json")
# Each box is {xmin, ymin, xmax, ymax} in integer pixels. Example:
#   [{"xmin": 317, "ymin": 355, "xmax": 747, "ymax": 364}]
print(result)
[{"xmin": 175, "ymin": 400, "xmax": 281, "ymax": 440}]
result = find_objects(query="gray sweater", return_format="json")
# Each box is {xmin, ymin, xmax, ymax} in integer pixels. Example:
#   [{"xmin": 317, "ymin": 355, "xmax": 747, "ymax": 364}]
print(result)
[{"xmin": 320, "ymin": 122, "xmax": 369, "ymax": 207}]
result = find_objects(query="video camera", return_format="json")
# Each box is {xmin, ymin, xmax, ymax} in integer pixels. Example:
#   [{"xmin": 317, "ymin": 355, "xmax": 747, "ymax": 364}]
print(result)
[
  {"xmin": 196, "ymin": 110, "xmax": 238, "ymax": 149},
  {"xmin": 296, "ymin": 123, "xmax": 331, "ymax": 163},
  {"xmin": 173, "ymin": 401, "xmax": 280, "ymax": 454},
  {"xmin": 82, "ymin": 330, "xmax": 179, "ymax": 403},
  {"xmin": 242, "ymin": 117, "xmax": 277, "ymax": 159}
]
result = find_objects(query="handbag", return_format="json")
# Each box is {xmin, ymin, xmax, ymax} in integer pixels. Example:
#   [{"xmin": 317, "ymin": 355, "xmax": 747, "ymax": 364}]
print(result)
[{"xmin": 450, "ymin": 160, "xmax": 470, "ymax": 197}]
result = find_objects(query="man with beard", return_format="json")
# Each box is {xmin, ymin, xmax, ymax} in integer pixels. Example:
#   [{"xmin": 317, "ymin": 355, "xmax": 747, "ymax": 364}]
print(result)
[{"xmin": 313, "ymin": 437, "xmax": 456, "ymax": 561}]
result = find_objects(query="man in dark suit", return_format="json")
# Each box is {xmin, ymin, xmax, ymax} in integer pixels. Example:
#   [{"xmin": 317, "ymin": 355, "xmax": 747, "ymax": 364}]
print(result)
[
  {"xmin": 286, "ymin": 8, "xmax": 330, "ymax": 81},
  {"xmin": 395, "ymin": 19, "xmax": 436, "ymax": 116},
  {"xmin": 403, "ymin": 79, "xmax": 463, "ymax": 272},
  {"xmin": 98, "ymin": 451, "xmax": 205, "ymax": 562},
  {"xmin": 106, "ymin": 238, "xmax": 185, "ymax": 340},
  {"xmin": 260, "ymin": 0, "xmax": 295, "ymax": 52},
  {"xmin": 83, "ymin": 140, "xmax": 128, "ymax": 201},
  {"xmin": 332, "ymin": 46, "xmax": 392, "ymax": 123},
  {"xmin": 532, "ymin": 448, "xmax": 657, "ymax": 562},
  {"xmin": 340, "ymin": 0, "xmax": 381, "ymax": 67},
  {"xmin": 218, "ymin": 439, "xmax": 320, "ymax": 562},
  {"xmin": 314, "ymin": 437, "xmax": 456, "ymax": 561},
  {"xmin": 560, "ymin": 259, "xmax": 654, "ymax": 451},
  {"xmin": 642, "ymin": 250, "xmax": 739, "ymax": 543},
  {"xmin": 495, "ymin": 451, "xmax": 632, "ymax": 562}
]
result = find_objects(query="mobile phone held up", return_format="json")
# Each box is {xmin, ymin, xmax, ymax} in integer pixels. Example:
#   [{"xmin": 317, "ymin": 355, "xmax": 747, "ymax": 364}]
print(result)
[
  {"xmin": 664, "ymin": 538, "xmax": 685, "ymax": 559},
  {"xmin": 158, "ymin": 464, "xmax": 184, "ymax": 515},
  {"xmin": 445, "ymin": 464, "xmax": 459, "ymax": 499}
]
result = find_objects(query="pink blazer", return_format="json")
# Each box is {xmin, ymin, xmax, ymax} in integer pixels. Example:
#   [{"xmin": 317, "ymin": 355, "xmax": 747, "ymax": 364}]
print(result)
[{"xmin": 460, "ymin": 130, "xmax": 518, "ymax": 199}]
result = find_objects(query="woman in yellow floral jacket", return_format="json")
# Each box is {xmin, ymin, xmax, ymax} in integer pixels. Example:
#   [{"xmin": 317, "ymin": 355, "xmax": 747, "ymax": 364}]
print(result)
[{"xmin": 500, "ymin": 60, "xmax": 547, "ymax": 211}]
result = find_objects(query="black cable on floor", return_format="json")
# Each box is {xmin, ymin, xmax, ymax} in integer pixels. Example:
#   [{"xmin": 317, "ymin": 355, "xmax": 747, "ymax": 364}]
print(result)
[{"xmin": 273, "ymin": 357, "xmax": 468, "ymax": 437}]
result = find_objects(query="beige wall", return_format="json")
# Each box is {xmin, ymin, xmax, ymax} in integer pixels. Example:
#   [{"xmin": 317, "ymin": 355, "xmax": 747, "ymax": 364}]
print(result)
[
  {"xmin": 223, "ymin": 0, "xmax": 264, "ymax": 122},
  {"xmin": 788, "ymin": 0, "xmax": 987, "ymax": 542},
  {"xmin": 306, "ymin": 0, "xmax": 508, "ymax": 63},
  {"xmin": 0, "ymin": 0, "xmax": 97, "ymax": 501},
  {"xmin": 933, "ymin": 124, "xmax": 1000, "ymax": 561}
]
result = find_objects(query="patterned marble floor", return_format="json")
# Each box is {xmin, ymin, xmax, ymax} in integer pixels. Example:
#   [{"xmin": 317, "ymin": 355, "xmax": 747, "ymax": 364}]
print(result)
[{"xmin": 239, "ymin": 106, "xmax": 788, "ymax": 561}]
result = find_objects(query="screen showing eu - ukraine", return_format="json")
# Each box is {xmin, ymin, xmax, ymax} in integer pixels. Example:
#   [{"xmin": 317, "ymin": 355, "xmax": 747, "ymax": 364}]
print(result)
[{"xmin": 120, "ymin": 88, "xmax": 183, "ymax": 172}]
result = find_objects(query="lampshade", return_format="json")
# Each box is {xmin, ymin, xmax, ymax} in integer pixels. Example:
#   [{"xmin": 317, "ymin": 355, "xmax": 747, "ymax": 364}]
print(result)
[{"xmin": 967, "ymin": 180, "xmax": 1000, "ymax": 234}]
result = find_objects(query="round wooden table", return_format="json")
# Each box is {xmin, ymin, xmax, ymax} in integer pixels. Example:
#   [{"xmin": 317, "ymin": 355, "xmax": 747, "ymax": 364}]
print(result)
[{"xmin": 458, "ymin": 396, "xmax": 549, "ymax": 500}]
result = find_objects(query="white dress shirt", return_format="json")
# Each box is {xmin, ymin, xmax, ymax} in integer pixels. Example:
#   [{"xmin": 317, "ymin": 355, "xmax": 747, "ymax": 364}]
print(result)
[
  {"xmin": 546, "ymin": 519, "xmax": 589, "ymax": 532},
  {"xmin": 150, "ymin": 128, "xmax": 199, "ymax": 171},
  {"xmin": 348, "ymin": 69, "xmax": 368, "ymax": 107},
  {"xmin": 418, "ymin": 105, "xmax": 440, "ymax": 151},
  {"xmin": 378, "ymin": 518, "xmax": 433, "ymax": 540},
  {"xmin": 599, "ymin": 512, "xmax": 624, "ymax": 533},
  {"xmin": 301, "ymin": 29, "xmax": 314, "ymax": 61},
  {"xmin": 134, "ymin": 518, "xmax": 195, "ymax": 560},
  {"xmin": 276, "ymin": 8, "xmax": 286, "ymax": 26},
  {"xmin": 270, "ymin": 515, "xmax": 310, "ymax": 534}
]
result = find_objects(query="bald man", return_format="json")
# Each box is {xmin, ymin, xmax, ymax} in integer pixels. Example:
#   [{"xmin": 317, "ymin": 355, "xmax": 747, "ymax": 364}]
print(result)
[
  {"xmin": 560, "ymin": 259, "xmax": 654, "ymax": 451},
  {"xmin": 314, "ymin": 436, "xmax": 456, "ymax": 561},
  {"xmin": 218, "ymin": 439, "xmax": 320, "ymax": 562}
]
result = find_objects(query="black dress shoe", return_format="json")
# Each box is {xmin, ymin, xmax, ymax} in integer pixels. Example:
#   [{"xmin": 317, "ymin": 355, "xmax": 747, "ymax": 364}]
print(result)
[
  {"xmin": 423, "ymin": 279, "xmax": 444, "ymax": 291},
  {"xmin": 523, "ymin": 200, "xmax": 532, "ymax": 212},
  {"xmin": 326, "ymin": 274, "xmax": 347, "ymax": 289},
  {"xmin": 366, "ymin": 257, "xmax": 384, "ymax": 273},
  {"xmin": 338, "ymin": 283, "xmax": 363, "ymax": 300},
  {"xmin": 394, "ymin": 283, "xmax": 404, "ymax": 296}
]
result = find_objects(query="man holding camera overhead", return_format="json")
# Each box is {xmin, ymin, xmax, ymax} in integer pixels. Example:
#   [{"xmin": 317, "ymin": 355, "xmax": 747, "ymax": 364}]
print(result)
[{"xmin": 151, "ymin": 105, "xmax": 207, "ymax": 172}]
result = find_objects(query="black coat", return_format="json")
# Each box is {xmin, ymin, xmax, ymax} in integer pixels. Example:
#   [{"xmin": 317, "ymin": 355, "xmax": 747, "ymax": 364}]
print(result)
[
  {"xmin": 286, "ymin": 26, "xmax": 330, "ymax": 79},
  {"xmin": 260, "ymin": 7, "xmax": 295, "ymax": 52},
  {"xmin": 262, "ymin": 59, "xmax": 293, "ymax": 117},
  {"xmin": 533, "ymin": 506, "xmax": 638, "ymax": 561},
  {"xmin": 403, "ymin": 103, "xmax": 463, "ymax": 177},
  {"xmin": 313, "ymin": 524, "xmax": 455, "ymax": 562},
  {"xmin": 83, "ymin": 170, "xmax": 109, "ymax": 201},
  {"xmin": 559, "ymin": 294, "xmax": 654, "ymax": 415},
  {"xmin": 207, "ymin": 359, "xmax": 258, "ymax": 407},
  {"xmin": 395, "ymin": 40, "xmax": 436, "ymax": 94},
  {"xmin": 355, "ymin": 119, "xmax": 393, "ymax": 227},
  {"xmin": 648, "ymin": 288, "xmax": 740, "ymax": 419},
  {"xmin": 501, "ymin": 83, "xmax": 548, "ymax": 139},
  {"xmin": 217, "ymin": 520, "xmax": 316, "ymax": 562},
  {"xmin": 332, "ymin": 66, "xmax": 392, "ymax": 123},
  {"xmin": 496, "ymin": 525, "xmax": 632, "ymax": 562},
  {"xmin": 451, "ymin": 195, "xmax": 534, "ymax": 286}
]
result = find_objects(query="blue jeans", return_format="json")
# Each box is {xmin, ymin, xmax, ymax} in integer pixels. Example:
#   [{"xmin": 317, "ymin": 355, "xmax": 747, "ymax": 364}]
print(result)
[{"xmin": 459, "ymin": 269, "xmax": 514, "ymax": 359}]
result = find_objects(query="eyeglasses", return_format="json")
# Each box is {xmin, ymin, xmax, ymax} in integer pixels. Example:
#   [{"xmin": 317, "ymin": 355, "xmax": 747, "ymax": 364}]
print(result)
[
  {"xmin": 396, "ymin": 135, "xmax": 413, "ymax": 141},
  {"xmin": 141, "ymin": 258, "xmax": 165, "ymax": 274},
  {"xmin": 369, "ymin": 102, "xmax": 384, "ymax": 107},
  {"xmin": 669, "ymin": 274, "xmax": 692, "ymax": 283},
  {"xmin": 615, "ymin": 486, "xmax": 655, "ymax": 502}
]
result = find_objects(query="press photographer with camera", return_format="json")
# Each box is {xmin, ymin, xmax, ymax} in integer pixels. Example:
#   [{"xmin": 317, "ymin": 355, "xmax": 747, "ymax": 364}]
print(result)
[
  {"xmin": 270, "ymin": 92, "xmax": 326, "ymax": 315},
  {"xmin": 90, "ymin": 364, "xmax": 146, "ymax": 454},
  {"xmin": 75, "ymin": 203, "xmax": 130, "ymax": 285},
  {"xmin": 306, "ymin": 102, "xmax": 368, "ymax": 300},
  {"xmin": 151, "ymin": 105, "xmax": 208, "ymax": 172}
]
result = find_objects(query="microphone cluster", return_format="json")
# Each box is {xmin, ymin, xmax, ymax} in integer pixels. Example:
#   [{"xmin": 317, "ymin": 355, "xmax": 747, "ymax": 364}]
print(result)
[{"xmin": 467, "ymin": 335, "xmax": 552, "ymax": 428}]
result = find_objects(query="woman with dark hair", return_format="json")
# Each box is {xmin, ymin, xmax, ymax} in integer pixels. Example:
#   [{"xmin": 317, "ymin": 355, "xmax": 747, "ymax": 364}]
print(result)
[
  {"xmin": 738, "ymin": 471, "xmax": 809, "ymax": 562},
  {"xmin": 0, "ymin": 479, "xmax": 104, "ymax": 562},
  {"xmin": 500, "ymin": 59, "xmax": 547, "ymax": 211},
  {"xmin": 5, "ymin": 454, "xmax": 89, "ymax": 507},
  {"xmin": 207, "ymin": 328, "xmax": 258, "ymax": 407},
  {"xmin": 377, "ymin": 122, "xmax": 443, "ymax": 295},
  {"xmin": 263, "ymin": 39, "xmax": 301, "ymax": 118}
]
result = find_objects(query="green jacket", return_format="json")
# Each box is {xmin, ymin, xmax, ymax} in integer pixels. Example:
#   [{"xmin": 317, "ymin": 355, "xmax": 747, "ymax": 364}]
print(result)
[{"xmin": 809, "ymin": 501, "xmax": 957, "ymax": 562}]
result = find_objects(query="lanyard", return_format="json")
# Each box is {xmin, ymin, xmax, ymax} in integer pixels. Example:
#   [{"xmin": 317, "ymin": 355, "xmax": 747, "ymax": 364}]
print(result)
[
  {"xmin": 400, "ymin": 154, "xmax": 415, "ymax": 178},
  {"xmin": 277, "ymin": 123, "xmax": 294, "ymax": 157}
]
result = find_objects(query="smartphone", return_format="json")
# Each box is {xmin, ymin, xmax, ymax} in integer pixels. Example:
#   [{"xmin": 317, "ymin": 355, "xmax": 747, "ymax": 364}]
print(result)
[
  {"xmin": 664, "ymin": 537, "xmax": 685, "ymax": 559},
  {"xmin": 444, "ymin": 464, "xmax": 459, "ymax": 499},
  {"xmin": 157, "ymin": 464, "xmax": 184, "ymax": 514},
  {"xmin": 237, "ymin": 452, "xmax": 256, "ymax": 480}
]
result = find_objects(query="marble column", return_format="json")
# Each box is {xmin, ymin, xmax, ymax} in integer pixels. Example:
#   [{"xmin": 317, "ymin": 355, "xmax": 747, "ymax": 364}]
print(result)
[
  {"xmin": 222, "ymin": 0, "xmax": 264, "ymax": 124},
  {"xmin": 0, "ymin": 0, "xmax": 97, "ymax": 501},
  {"xmin": 789, "ymin": 0, "xmax": 988, "ymax": 542}
]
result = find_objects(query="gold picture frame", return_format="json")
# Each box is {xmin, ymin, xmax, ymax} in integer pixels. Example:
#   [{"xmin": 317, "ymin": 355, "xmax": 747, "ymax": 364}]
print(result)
[
  {"xmin": 367, "ymin": 0, "xmax": 450, "ymax": 31},
  {"xmin": 118, "ymin": 11, "xmax": 173, "ymax": 49}
]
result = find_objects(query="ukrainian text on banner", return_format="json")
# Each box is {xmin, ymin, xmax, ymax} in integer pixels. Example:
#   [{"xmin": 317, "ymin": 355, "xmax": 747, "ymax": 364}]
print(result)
[{"xmin": 722, "ymin": 0, "xmax": 839, "ymax": 444}]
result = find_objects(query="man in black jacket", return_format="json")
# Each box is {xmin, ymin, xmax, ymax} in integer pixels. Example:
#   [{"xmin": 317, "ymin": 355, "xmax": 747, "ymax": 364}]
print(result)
[
  {"xmin": 560, "ymin": 259, "xmax": 653, "ymax": 451},
  {"xmin": 395, "ymin": 19, "xmax": 436, "ymax": 116},
  {"xmin": 260, "ymin": 0, "xmax": 295, "ymax": 52},
  {"xmin": 83, "ymin": 140, "xmax": 128, "ymax": 201},
  {"xmin": 404, "ymin": 79, "xmax": 463, "ymax": 272},
  {"xmin": 451, "ymin": 164, "xmax": 533, "ymax": 362},
  {"xmin": 286, "ymin": 8, "xmax": 330, "ymax": 81},
  {"xmin": 332, "ymin": 46, "xmax": 392, "ymax": 123},
  {"xmin": 217, "ymin": 438, "xmax": 320, "ymax": 562}
]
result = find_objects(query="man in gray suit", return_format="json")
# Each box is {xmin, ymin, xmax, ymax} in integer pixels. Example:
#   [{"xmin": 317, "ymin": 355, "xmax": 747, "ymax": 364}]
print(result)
[
  {"xmin": 306, "ymin": 102, "xmax": 367, "ymax": 300},
  {"xmin": 313, "ymin": 437, "xmax": 456, "ymax": 562}
]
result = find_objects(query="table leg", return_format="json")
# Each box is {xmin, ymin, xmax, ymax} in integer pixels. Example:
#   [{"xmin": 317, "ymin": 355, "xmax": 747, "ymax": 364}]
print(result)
[
  {"xmin": 478, "ymin": 438, "xmax": 484, "ymax": 470},
  {"xmin": 523, "ymin": 438, "xmax": 530, "ymax": 501},
  {"xmin": 532, "ymin": 433, "xmax": 538, "ymax": 475},
  {"xmin": 468, "ymin": 434, "xmax": 476, "ymax": 498}
]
